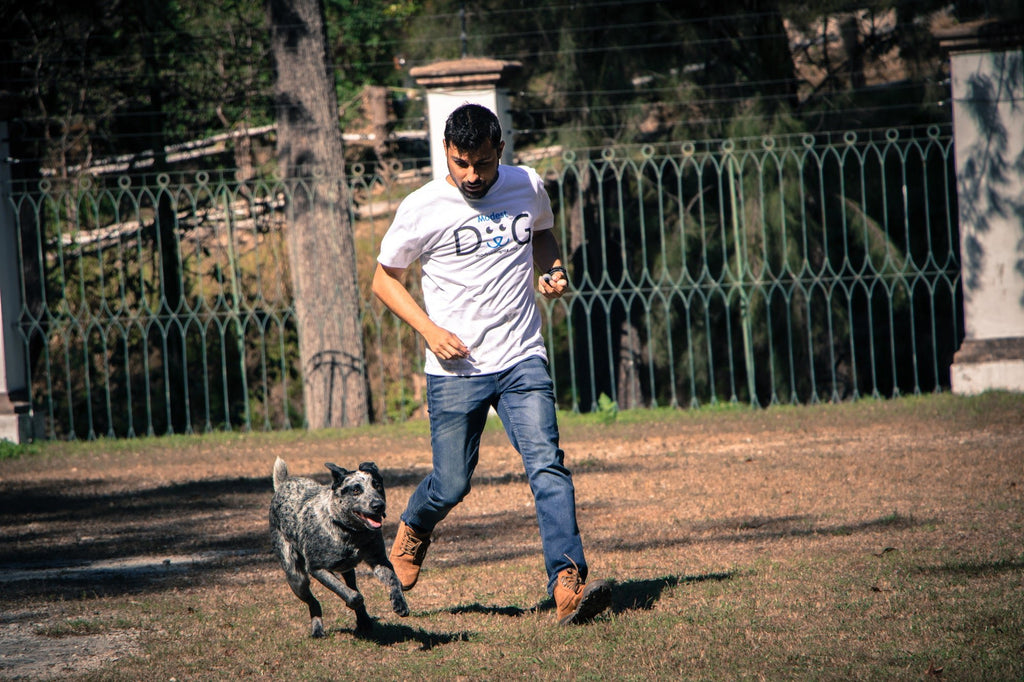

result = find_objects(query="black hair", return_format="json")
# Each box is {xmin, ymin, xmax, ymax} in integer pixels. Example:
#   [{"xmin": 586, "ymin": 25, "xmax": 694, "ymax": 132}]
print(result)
[{"xmin": 443, "ymin": 103, "xmax": 502, "ymax": 151}]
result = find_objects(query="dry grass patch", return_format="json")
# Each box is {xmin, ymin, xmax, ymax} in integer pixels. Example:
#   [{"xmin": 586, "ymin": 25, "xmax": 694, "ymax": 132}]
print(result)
[{"xmin": 1, "ymin": 392, "xmax": 1022, "ymax": 680}]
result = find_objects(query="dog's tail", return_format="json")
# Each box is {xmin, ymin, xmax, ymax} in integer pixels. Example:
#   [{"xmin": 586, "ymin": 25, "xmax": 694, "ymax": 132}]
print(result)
[{"xmin": 272, "ymin": 457, "xmax": 288, "ymax": 491}]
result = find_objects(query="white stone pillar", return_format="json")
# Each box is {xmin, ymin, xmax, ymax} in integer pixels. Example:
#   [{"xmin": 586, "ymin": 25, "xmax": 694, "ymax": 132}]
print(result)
[
  {"xmin": 0, "ymin": 120, "xmax": 33, "ymax": 442},
  {"xmin": 409, "ymin": 57, "xmax": 521, "ymax": 182},
  {"xmin": 939, "ymin": 22, "xmax": 1024, "ymax": 395}
]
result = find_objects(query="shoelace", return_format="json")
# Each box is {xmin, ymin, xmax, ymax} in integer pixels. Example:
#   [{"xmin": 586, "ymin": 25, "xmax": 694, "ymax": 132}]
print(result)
[
  {"xmin": 559, "ymin": 555, "xmax": 584, "ymax": 592},
  {"xmin": 400, "ymin": 531, "xmax": 426, "ymax": 558},
  {"xmin": 559, "ymin": 568, "xmax": 582, "ymax": 592}
]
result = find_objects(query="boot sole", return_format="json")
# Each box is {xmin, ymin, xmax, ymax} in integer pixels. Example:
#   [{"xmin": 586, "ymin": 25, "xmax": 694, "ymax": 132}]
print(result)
[
  {"xmin": 559, "ymin": 579, "xmax": 612, "ymax": 625},
  {"xmin": 391, "ymin": 562, "xmax": 420, "ymax": 591}
]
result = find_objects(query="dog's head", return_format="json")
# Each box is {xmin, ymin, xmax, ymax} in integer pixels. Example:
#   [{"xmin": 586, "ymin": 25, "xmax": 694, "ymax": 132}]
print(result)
[{"xmin": 324, "ymin": 461, "xmax": 387, "ymax": 531}]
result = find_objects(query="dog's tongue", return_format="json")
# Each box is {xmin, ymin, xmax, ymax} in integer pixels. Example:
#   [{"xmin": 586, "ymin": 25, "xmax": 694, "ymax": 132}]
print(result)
[{"xmin": 358, "ymin": 513, "xmax": 383, "ymax": 529}]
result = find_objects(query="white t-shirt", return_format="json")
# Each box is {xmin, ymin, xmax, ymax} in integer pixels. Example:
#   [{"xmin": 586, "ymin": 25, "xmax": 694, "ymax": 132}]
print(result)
[{"xmin": 377, "ymin": 165, "xmax": 554, "ymax": 376}]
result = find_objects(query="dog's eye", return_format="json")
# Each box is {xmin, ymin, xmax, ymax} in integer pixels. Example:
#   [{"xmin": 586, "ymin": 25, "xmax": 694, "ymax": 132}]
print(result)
[{"xmin": 347, "ymin": 484, "xmax": 364, "ymax": 495}]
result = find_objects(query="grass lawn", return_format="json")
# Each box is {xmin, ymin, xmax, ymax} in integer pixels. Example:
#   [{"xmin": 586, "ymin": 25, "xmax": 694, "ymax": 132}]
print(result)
[{"xmin": 1, "ymin": 392, "xmax": 1022, "ymax": 680}]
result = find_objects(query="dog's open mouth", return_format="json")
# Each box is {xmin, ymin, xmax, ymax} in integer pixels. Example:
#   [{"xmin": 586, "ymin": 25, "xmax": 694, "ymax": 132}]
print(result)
[{"xmin": 355, "ymin": 512, "xmax": 383, "ymax": 529}]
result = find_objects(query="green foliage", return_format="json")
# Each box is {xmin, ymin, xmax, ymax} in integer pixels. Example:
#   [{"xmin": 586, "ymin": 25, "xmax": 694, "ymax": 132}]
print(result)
[
  {"xmin": 1, "ymin": 0, "xmax": 272, "ymax": 172},
  {"xmin": 324, "ymin": 0, "xmax": 422, "ymax": 124},
  {"xmin": 596, "ymin": 392, "xmax": 618, "ymax": 423},
  {"xmin": 0, "ymin": 440, "xmax": 39, "ymax": 461}
]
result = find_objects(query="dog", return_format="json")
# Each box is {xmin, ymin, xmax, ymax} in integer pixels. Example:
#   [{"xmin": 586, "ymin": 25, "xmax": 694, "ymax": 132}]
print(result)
[{"xmin": 269, "ymin": 457, "xmax": 409, "ymax": 637}]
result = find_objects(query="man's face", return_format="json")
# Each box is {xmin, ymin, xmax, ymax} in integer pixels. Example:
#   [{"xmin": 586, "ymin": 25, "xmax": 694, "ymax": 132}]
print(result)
[{"xmin": 444, "ymin": 138, "xmax": 505, "ymax": 200}]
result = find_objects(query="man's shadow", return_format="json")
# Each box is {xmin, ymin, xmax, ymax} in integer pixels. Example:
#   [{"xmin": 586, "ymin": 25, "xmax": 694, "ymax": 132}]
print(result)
[
  {"xmin": 607, "ymin": 572, "xmax": 733, "ymax": 613},
  {"xmin": 444, "ymin": 571, "xmax": 736, "ymax": 619}
]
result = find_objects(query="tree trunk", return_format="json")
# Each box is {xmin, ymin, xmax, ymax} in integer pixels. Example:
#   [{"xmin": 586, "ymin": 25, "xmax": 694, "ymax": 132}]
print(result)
[
  {"xmin": 616, "ymin": 317, "xmax": 645, "ymax": 410},
  {"xmin": 266, "ymin": 0, "xmax": 368, "ymax": 428}
]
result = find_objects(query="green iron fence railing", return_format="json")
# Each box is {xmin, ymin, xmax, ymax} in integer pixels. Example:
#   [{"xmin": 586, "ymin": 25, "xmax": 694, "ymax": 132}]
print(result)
[{"xmin": 9, "ymin": 126, "xmax": 962, "ymax": 439}]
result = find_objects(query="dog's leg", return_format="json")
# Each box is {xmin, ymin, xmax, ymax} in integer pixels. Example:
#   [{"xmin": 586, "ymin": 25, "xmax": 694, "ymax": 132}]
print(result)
[
  {"xmin": 365, "ymin": 537, "xmax": 410, "ymax": 617},
  {"xmin": 310, "ymin": 568, "xmax": 364, "ymax": 610},
  {"xmin": 341, "ymin": 569, "xmax": 374, "ymax": 634},
  {"xmin": 292, "ymin": 576, "xmax": 326, "ymax": 638},
  {"xmin": 283, "ymin": 569, "xmax": 326, "ymax": 638},
  {"xmin": 371, "ymin": 562, "xmax": 411, "ymax": 617},
  {"xmin": 274, "ymin": 534, "xmax": 326, "ymax": 638}
]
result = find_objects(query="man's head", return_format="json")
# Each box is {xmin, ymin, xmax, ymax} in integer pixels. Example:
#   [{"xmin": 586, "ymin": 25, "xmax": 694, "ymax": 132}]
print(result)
[
  {"xmin": 444, "ymin": 103, "xmax": 502, "ymax": 152},
  {"xmin": 443, "ymin": 104, "xmax": 505, "ymax": 200}
]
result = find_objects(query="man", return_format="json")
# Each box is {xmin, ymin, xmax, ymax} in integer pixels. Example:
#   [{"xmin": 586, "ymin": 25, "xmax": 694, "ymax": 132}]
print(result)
[{"xmin": 371, "ymin": 103, "xmax": 611, "ymax": 625}]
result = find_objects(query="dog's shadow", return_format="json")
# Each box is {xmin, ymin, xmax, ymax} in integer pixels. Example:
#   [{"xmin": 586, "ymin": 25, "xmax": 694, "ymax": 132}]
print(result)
[{"xmin": 334, "ymin": 621, "xmax": 472, "ymax": 650}]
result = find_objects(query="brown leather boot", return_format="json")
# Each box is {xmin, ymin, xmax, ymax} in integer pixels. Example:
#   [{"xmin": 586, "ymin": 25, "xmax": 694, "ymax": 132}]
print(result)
[
  {"xmin": 553, "ymin": 564, "xmax": 612, "ymax": 625},
  {"xmin": 389, "ymin": 521, "xmax": 431, "ymax": 591}
]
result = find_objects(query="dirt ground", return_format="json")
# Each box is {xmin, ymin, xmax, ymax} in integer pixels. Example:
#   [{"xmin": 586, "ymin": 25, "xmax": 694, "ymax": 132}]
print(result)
[{"xmin": 1, "ymin": 394, "xmax": 1022, "ymax": 679}]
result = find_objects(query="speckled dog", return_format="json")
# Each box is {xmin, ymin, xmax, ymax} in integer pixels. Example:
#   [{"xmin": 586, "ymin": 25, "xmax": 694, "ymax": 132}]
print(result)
[{"xmin": 269, "ymin": 457, "xmax": 409, "ymax": 637}]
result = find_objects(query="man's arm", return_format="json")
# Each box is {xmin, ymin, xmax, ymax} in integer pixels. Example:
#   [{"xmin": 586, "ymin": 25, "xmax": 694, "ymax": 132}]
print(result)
[
  {"xmin": 371, "ymin": 263, "xmax": 469, "ymax": 360},
  {"xmin": 532, "ymin": 228, "xmax": 568, "ymax": 300}
]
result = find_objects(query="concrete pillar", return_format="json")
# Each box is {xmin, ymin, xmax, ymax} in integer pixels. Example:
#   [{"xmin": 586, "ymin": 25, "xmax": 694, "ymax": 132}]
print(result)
[
  {"xmin": 409, "ymin": 57, "xmax": 521, "ymax": 182},
  {"xmin": 938, "ymin": 21, "xmax": 1024, "ymax": 395},
  {"xmin": 0, "ymin": 120, "xmax": 33, "ymax": 442}
]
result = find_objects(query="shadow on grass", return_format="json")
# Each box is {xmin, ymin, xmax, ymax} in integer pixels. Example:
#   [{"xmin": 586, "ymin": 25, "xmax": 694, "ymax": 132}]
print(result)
[
  {"xmin": 448, "ymin": 603, "xmax": 532, "ymax": 617},
  {"xmin": 433, "ymin": 571, "xmax": 735, "ymax": 623},
  {"xmin": 681, "ymin": 511, "xmax": 934, "ymax": 546},
  {"xmin": 382, "ymin": 459, "xmax": 635, "ymax": 489},
  {"xmin": 337, "ymin": 620, "xmax": 472, "ymax": 650},
  {"xmin": 610, "ymin": 572, "xmax": 733, "ymax": 613},
  {"xmin": 0, "ymin": 475, "xmax": 277, "ymax": 602},
  {"xmin": 919, "ymin": 556, "xmax": 1024, "ymax": 577}
]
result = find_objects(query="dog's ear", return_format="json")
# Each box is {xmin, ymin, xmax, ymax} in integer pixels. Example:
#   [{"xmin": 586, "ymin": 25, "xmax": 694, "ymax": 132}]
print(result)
[
  {"xmin": 325, "ymin": 462, "xmax": 350, "ymax": 489},
  {"xmin": 359, "ymin": 462, "xmax": 385, "ymax": 500}
]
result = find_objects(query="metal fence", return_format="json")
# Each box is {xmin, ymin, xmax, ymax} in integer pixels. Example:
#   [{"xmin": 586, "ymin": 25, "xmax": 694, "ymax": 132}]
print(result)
[{"xmin": 8, "ymin": 126, "xmax": 962, "ymax": 439}]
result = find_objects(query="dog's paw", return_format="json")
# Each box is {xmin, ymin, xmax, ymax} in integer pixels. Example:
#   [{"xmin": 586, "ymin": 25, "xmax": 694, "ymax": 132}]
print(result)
[
  {"xmin": 311, "ymin": 617, "xmax": 326, "ymax": 638},
  {"xmin": 392, "ymin": 596, "xmax": 410, "ymax": 617}
]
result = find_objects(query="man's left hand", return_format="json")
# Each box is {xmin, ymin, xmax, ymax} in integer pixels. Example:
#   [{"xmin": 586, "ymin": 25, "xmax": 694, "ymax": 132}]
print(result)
[{"xmin": 539, "ymin": 270, "xmax": 568, "ymax": 299}]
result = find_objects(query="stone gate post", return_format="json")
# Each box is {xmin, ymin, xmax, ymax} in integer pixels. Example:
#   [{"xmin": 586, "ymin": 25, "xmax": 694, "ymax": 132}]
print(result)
[
  {"xmin": 939, "ymin": 21, "xmax": 1024, "ymax": 395},
  {"xmin": 0, "ymin": 119, "xmax": 32, "ymax": 443},
  {"xmin": 409, "ymin": 57, "xmax": 521, "ymax": 182}
]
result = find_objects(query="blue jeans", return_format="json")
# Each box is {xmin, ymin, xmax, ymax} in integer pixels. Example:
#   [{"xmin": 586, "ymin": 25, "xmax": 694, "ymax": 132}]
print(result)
[{"xmin": 401, "ymin": 356, "xmax": 587, "ymax": 595}]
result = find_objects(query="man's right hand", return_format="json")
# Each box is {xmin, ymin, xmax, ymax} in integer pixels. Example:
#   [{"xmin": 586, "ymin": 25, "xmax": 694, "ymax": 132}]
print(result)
[{"xmin": 425, "ymin": 325, "xmax": 469, "ymax": 361}]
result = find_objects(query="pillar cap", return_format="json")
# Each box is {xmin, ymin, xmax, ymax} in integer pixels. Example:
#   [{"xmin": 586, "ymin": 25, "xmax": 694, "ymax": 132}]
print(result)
[{"xmin": 409, "ymin": 57, "xmax": 522, "ymax": 89}]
